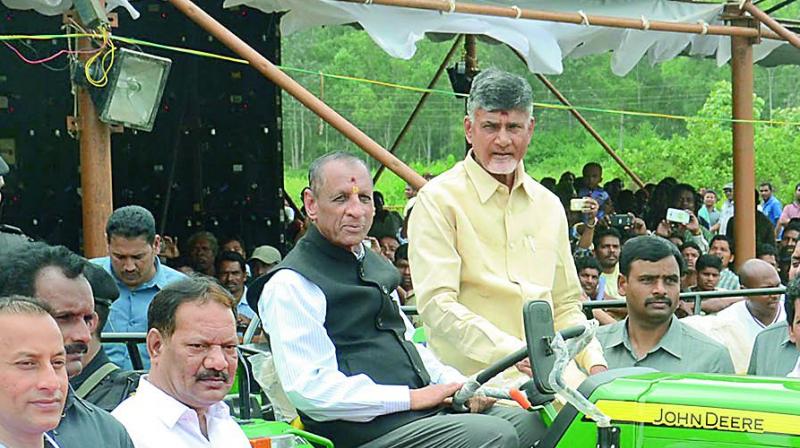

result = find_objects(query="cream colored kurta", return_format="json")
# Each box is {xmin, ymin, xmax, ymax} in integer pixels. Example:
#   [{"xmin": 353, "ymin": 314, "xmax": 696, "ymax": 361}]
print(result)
[{"xmin": 408, "ymin": 154, "xmax": 606, "ymax": 376}]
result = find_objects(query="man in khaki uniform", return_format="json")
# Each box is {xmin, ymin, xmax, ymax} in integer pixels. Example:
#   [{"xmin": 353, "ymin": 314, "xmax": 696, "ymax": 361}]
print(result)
[{"xmin": 596, "ymin": 237, "xmax": 734, "ymax": 374}]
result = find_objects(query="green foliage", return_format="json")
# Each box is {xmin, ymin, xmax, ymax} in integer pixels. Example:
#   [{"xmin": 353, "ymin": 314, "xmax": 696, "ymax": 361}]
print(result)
[{"xmin": 280, "ymin": 24, "xmax": 800, "ymax": 208}]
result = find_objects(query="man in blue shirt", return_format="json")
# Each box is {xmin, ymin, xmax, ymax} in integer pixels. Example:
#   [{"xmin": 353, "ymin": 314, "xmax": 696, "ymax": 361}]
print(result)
[
  {"xmin": 91, "ymin": 206, "xmax": 184, "ymax": 369},
  {"xmin": 760, "ymin": 182, "xmax": 783, "ymax": 227}
]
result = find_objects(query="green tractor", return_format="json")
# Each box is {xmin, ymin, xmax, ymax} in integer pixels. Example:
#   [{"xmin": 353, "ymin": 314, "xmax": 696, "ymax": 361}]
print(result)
[
  {"xmin": 110, "ymin": 297, "xmax": 800, "ymax": 447},
  {"xmin": 454, "ymin": 300, "xmax": 800, "ymax": 447}
]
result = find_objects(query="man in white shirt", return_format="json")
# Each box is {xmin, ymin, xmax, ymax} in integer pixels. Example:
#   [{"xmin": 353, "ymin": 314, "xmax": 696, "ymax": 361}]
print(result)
[
  {"xmin": 112, "ymin": 277, "xmax": 250, "ymax": 448},
  {"xmin": 719, "ymin": 259, "xmax": 784, "ymax": 354},
  {"xmin": 259, "ymin": 152, "xmax": 545, "ymax": 448},
  {"xmin": 0, "ymin": 296, "xmax": 68, "ymax": 448}
]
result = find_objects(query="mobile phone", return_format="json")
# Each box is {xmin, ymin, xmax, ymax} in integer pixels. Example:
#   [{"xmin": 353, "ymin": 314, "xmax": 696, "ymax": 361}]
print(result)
[
  {"xmin": 570, "ymin": 198, "xmax": 589, "ymax": 212},
  {"xmin": 666, "ymin": 208, "xmax": 691, "ymax": 225},
  {"xmin": 609, "ymin": 214, "xmax": 633, "ymax": 227}
]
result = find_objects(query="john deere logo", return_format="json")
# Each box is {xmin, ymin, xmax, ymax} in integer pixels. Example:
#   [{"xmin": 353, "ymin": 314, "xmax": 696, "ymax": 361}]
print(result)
[
  {"xmin": 595, "ymin": 400, "xmax": 800, "ymax": 436},
  {"xmin": 653, "ymin": 407, "xmax": 765, "ymax": 432}
]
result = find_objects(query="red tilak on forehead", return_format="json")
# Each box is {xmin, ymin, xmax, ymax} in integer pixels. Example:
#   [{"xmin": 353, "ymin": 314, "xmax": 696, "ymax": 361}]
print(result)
[
  {"xmin": 350, "ymin": 177, "xmax": 356, "ymax": 183},
  {"xmin": 499, "ymin": 111, "xmax": 509, "ymax": 117}
]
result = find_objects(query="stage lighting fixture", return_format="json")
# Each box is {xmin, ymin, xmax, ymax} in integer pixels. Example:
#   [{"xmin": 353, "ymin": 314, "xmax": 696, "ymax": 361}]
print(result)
[{"xmin": 93, "ymin": 48, "xmax": 172, "ymax": 132}]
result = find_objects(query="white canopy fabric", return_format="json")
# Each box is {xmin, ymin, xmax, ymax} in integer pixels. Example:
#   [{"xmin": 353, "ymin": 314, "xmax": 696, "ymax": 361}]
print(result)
[
  {"xmin": 2, "ymin": 0, "xmax": 140, "ymax": 19},
  {"xmin": 220, "ymin": 0, "xmax": 786, "ymax": 75}
]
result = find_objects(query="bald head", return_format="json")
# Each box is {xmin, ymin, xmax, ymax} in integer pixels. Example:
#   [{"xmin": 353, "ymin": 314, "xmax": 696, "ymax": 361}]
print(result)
[{"xmin": 739, "ymin": 259, "xmax": 780, "ymax": 289}]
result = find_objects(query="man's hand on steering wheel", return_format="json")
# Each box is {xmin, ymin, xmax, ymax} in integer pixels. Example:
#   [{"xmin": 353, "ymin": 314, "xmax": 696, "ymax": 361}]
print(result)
[
  {"xmin": 465, "ymin": 395, "xmax": 496, "ymax": 413},
  {"xmin": 515, "ymin": 358, "xmax": 533, "ymax": 377}
]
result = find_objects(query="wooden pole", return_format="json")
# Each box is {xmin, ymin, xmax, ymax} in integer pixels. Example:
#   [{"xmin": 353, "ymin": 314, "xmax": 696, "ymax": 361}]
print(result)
[
  {"xmin": 76, "ymin": 15, "xmax": 113, "ymax": 257},
  {"xmin": 464, "ymin": 34, "xmax": 478, "ymax": 154},
  {"xmin": 731, "ymin": 8, "xmax": 756, "ymax": 268},
  {"xmin": 372, "ymin": 35, "xmax": 463, "ymax": 183},
  {"xmin": 743, "ymin": 2, "xmax": 800, "ymax": 49},
  {"xmin": 168, "ymin": 0, "xmax": 427, "ymax": 190},
  {"xmin": 337, "ymin": 0, "xmax": 785, "ymax": 41},
  {"xmin": 535, "ymin": 74, "xmax": 645, "ymax": 190}
]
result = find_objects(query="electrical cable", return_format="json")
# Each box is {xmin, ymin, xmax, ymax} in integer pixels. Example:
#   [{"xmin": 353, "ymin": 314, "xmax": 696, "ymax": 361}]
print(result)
[
  {"xmin": 3, "ymin": 41, "xmax": 97, "ymax": 65},
  {"xmin": 1, "ymin": 32, "xmax": 800, "ymax": 127}
]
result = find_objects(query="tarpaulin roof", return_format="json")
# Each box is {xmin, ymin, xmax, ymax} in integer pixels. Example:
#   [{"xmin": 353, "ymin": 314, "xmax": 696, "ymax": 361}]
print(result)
[
  {"xmin": 4, "ymin": 0, "xmax": 791, "ymax": 74},
  {"xmin": 220, "ymin": 0, "xmax": 788, "ymax": 75}
]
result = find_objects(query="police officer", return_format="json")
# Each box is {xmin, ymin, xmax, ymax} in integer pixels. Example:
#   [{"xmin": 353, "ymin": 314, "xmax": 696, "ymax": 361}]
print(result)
[{"xmin": 0, "ymin": 154, "xmax": 32, "ymax": 251}]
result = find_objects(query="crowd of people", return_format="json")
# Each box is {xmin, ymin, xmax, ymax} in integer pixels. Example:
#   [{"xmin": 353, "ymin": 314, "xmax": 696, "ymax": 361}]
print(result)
[{"xmin": 1, "ymin": 67, "xmax": 800, "ymax": 448}]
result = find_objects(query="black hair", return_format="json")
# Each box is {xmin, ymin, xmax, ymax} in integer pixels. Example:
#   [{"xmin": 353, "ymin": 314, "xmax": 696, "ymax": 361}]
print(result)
[
  {"xmin": 669, "ymin": 183, "xmax": 698, "ymax": 210},
  {"xmin": 593, "ymin": 227, "xmax": 622, "ymax": 251},
  {"xmin": 756, "ymin": 243, "xmax": 778, "ymax": 259},
  {"xmin": 373, "ymin": 191, "xmax": 386, "ymax": 210},
  {"xmin": 679, "ymin": 241, "xmax": 701, "ymax": 254},
  {"xmin": 582, "ymin": 162, "xmax": 602, "ymax": 175},
  {"xmin": 94, "ymin": 301, "xmax": 110, "ymax": 339},
  {"xmin": 619, "ymin": 236, "xmax": 685, "ymax": 277},
  {"xmin": 785, "ymin": 220, "xmax": 800, "ymax": 235},
  {"xmin": 0, "ymin": 242, "xmax": 85, "ymax": 298},
  {"xmin": 214, "ymin": 251, "xmax": 246, "ymax": 275},
  {"xmin": 394, "ymin": 243, "xmax": 409, "ymax": 262},
  {"xmin": 696, "ymin": 254, "xmax": 723, "ymax": 273},
  {"xmin": 785, "ymin": 277, "xmax": 800, "ymax": 326},
  {"xmin": 575, "ymin": 256, "xmax": 601, "ymax": 274},
  {"xmin": 220, "ymin": 235, "xmax": 246, "ymax": 252},
  {"xmin": 710, "ymin": 235, "xmax": 733, "ymax": 253},
  {"xmin": 106, "ymin": 205, "xmax": 156, "ymax": 244},
  {"xmin": 148, "ymin": 276, "xmax": 234, "ymax": 337}
]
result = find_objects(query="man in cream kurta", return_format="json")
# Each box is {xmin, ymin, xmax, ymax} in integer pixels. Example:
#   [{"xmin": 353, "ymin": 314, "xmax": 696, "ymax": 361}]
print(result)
[{"xmin": 408, "ymin": 68, "xmax": 606, "ymax": 378}]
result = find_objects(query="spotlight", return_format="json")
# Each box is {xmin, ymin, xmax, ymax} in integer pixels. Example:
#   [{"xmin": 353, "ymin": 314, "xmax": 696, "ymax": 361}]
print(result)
[{"xmin": 92, "ymin": 48, "xmax": 172, "ymax": 132}]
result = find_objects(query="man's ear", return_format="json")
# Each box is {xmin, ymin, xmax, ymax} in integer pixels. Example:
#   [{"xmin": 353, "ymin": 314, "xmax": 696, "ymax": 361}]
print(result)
[
  {"xmin": 618, "ymin": 274, "xmax": 627, "ymax": 297},
  {"xmin": 89, "ymin": 311, "xmax": 99, "ymax": 334},
  {"xmin": 146, "ymin": 328, "xmax": 165, "ymax": 361},
  {"xmin": 304, "ymin": 188, "xmax": 318, "ymax": 222},
  {"xmin": 464, "ymin": 115, "xmax": 473, "ymax": 145},
  {"xmin": 152, "ymin": 234, "xmax": 162, "ymax": 254}
]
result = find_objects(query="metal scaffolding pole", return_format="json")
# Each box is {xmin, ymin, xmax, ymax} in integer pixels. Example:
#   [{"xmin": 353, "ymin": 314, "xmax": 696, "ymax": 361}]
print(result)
[
  {"xmin": 372, "ymin": 35, "xmax": 464, "ymax": 184},
  {"xmin": 730, "ymin": 6, "xmax": 757, "ymax": 268},
  {"xmin": 535, "ymin": 74, "xmax": 646, "ymax": 190},
  {"xmin": 743, "ymin": 2, "xmax": 800, "ymax": 49},
  {"xmin": 337, "ymin": 0, "xmax": 786, "ymax": 41},
  {"xmin": 168, "ymin": 0, "xmax": 427, "ymax": 189},
  {"xmin": 75, "ymin": 8, "xmax": 113, "ymax": 257}
]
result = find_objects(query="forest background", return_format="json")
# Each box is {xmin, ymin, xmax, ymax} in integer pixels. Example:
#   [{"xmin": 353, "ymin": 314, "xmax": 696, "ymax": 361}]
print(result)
[{"xmin": 279, "ymin": 4, "xmax": 800, "ymax": 209}]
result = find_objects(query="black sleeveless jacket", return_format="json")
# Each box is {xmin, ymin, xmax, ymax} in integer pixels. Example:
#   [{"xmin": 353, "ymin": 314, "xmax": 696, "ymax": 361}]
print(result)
[{"xmin": 268, "ymin": 225, "xmax": 436, "ymax": 447}]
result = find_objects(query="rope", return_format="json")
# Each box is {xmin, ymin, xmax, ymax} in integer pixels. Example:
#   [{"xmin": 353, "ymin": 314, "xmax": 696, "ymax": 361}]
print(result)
[
  {"xmin": 511, "ymin": 5, "xmax": 522, "ymax": 19},
  {"xmin": 641, "ymin": 15, "xmax": 650, "ymax": 31},
  {"xmin": 363, "ymin": 0, "xmax": 373, "ymax": 4},
  {"xmin": 578, "ymin": 10, "xmax": 590, "ymax": 26},
  {"xmin": 697, "ymin": 20, "xmax": 709, "ymax": 35},
  {"xmin": 446, "ymin": 0, "xmax": 456, "ymax": 14}
]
